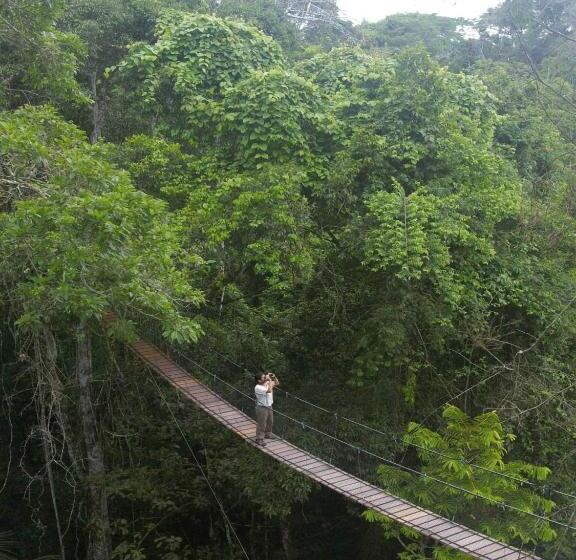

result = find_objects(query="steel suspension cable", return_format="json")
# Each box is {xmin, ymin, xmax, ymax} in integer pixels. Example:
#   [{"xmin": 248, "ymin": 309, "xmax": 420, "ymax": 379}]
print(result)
[
  {"xmin": 165, "ymin": 347, "xmax": 576, "ymax": 534},
  {"xmin": 147, "ymin": 370, "xmax": 251, "ymax": 560},
  {"xmin": 202, "ymin": 345, "xmax": 576, "ymax": 503}
]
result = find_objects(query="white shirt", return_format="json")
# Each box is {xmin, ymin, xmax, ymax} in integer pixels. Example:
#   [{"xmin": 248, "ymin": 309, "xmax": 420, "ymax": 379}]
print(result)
[{"xmin": 255, "ymin": 383, "xmax": 273, "ymax": 407}]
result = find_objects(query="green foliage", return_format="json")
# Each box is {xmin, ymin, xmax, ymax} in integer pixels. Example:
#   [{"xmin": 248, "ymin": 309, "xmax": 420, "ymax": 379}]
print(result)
[
  {"xmin": 113, "ymin": 12, "xmax": 283, "ymax": 145},
  {"xmin": 364, "ymin": 406, "xmax": 557, "ymax": 558},
  {"xmin": 298, "ymin": 47, "xmax": 384, "ymax": 95},
  {"xmin": 0, "ymin": 106, "xmax": 202, "ymax": 342},
  {"xmin": 2, "ymin": 3, "xmax": 576, "ymax": 559},
  {"xmin": 479, "ymin": 0, "xmax": 575, "ymax": 64},
  {"xmin": 359, "ymin": 13, "xmax": 468, "ymax": 65},
  {"xmin": 307, "ymin": 49, "xmax": 531, "ymax": 387},
  {"xmin": 113, "ymin": 134, "xmax": 195, "ymax": 206},
  {"xmin": 208, "ymin": 438, "xmax": 313, "ymax": 519},
  {"xmin": 219, "ymin": 68, "xmax": 335, "ymax": 168},
  {"xmin": 182, "ymin": 163, "xmax": 319, "ymax": 288},
  {"xmin": 58, "ymin": 0, "xmax": 210, "ymax": 139},
  {"xmin": 363, "ymin": 182, "xmax": 486, "ymax": 301},
  {"xmin": 61, "ymin": 0, "xmax": 163, "ymax": 65},
  {"xmin": 0, "ymin": 0, "xmax": 86, "ymax": 108},
  {"xmin": 0, "ymin": 531, "xmax": 58, "ymax": 560},
  {"xmin": 215, "ymin": 0, "xmax": 300, "ymax": 52}
]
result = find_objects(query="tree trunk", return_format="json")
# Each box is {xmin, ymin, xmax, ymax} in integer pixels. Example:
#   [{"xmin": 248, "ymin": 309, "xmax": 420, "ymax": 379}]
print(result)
[
  {"xmin": 35, "ymin": 330, "xmax": 66, "ymax": 560},
  {"xmin": 43, "ymin": 327, "xmax": 83, "ymax": 478},
  {"xmin": 39, "ymin": 395, "xmax": 67, "ymax": 560},
  {"xmin": 280, "ymin": 517, "xmax": 292, "ymax": 560},
  {"xmin": 89, "ymin": 70, "xmax": 103, "ymax": 144},
  {"xmin": 76, "ymin": 322, "xmax": 111, "ymax": 560}
]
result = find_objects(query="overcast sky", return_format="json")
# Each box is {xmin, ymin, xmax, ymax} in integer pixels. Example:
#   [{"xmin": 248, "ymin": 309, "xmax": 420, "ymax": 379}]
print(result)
[{"xmin": 337, "ymin": 0, "xmax": 502, "ymax": 23}]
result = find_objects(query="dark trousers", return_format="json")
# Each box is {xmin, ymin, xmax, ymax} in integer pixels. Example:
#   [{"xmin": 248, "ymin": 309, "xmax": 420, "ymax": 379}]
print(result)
[{"xmin": 255, "ymin": 405, "xmax": 273, "ymax": 440}]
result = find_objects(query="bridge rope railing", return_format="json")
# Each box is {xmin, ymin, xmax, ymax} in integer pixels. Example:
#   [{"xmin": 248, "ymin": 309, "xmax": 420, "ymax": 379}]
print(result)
[
  {"xmin": 173, "ymin": 348, "xmax": 576, "ymax": 533},
  {"xmin": 136, "ymin": 322, "xmax": 576, "ymax": 544},
  {"xmin": 202, "ymin": 344, "xmax": 576, "ymax": 505},
  {"xmin": 146, "ymin": 369, "xmax": 251, "ymax": 560}
]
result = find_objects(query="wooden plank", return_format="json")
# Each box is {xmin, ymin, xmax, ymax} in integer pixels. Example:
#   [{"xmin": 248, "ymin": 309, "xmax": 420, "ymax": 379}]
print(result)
[
  {"xmin": 177, "ymin": 381, "xmax": 208, "ymax": 391},
  {"xmin": 432, "ymin": 523, "xmax": 470, "ymax": 540},
  {"xmin": 385, "ymin": 502, "xmax": 423, "ymax": 518},
  {"xmin": 368, "ymin": 494, "xmax": 400, "ymax": 508},
  {"xmin": 402, "ymin": 510, "xmax": 434, "ymax": 524},
  {"xmin": 196, "ymin": 397, "xmax": 223, "ymax": 407},
  {"xmin": 166, "ymin": 371, "xmax": 195, "ymax": 379},
  {"xmin": 216, "ymin": 414, "xmax": 247, "ymax": 424},
  {"xmin": 235, "ymin": 429, "xmax": 257, "ymax": 438},
  {"xmin": 337, "ymin": 480, "xmax": 370, "ymax": 493},
  {"xmin": 283, "ymin": 453, "xmax": 320, "ymax": 465},
  {"xmin": 196, "ymin": 395, "xmax": 231, "ymax": 406},
  {"xmin": 166, "ymin": 376, "xmax": 195, "ymax": 385},
  {"xmin": 133, "ymin": 349, "xmax": 160, "ymax": 357},
  {"xmin": 224, "ymin": 417, "xmax": 254, "ymax": 427},
  {"xmin": 307, "ymin": 464, "xmax": 336, "ymax": 476},
  {"xmin": 278, "ymin": 449, "xmax": 312, "ymax": 462},
  {"xmin": 225, "ymin": 415, "xmax": 254, "ymax": 425},
  {"xmin": 230, "ymin": 420, "xmax": 252, "ymax": 430},
  {"xmin": 274, "ymin": 454, "xmax": 310, "ymax": 467},
  {"xmin": 473, "ymin": 542, "xmax": 511, "ymax": 557},
  {"xmin": 450, "ymin": 534, "xmax": 490, "ymax": 552},
  {"xmin": 346, "ymin": 482, "xmax": 374, "ymax": 494},
  {"xmin": 284, "ymin": 456, "xmax": 321, "ymax": 470},
  {"xmin": 183, "ymin": 391, "xmax": 217, "ymax": 402},
  {"xmin": 265, "ymin": 442, "xmax": 294, "ymax": 454},
  {"xmin": 319, "ymin": 468, "xmax": 348, "ymax": 479},
  {"xmin": 212, "ymin": 408, "xmax": 244, "ymax": 418},
  {"xmin": 161, "ymin": 365, "xmax": 186, "ymax": 374},
  {"xmin": 276, "ymin": 452, "xmax": 311, "ymax": 465},
  {"xmin": 272, "ymin": 444, "xmax": 305, "ymax": 456},
  {"xmin": 293, "ymin": 459, "xmax": 325, "ymax": 471},
  {"xmin": 466, "ymin": 539, "xmax": 510, "ymax": 556},
  {"xmin": 418, "ymin": 516, "xmax": 451, "ymax": 530},
  {"xmin": 163, "ymin": 371, "xmax": 190, "ymax": 379},
  {"xmin": 226, "ymin": 418, "xmax": 254, "ymax": 428},
  {"xmin": 322, "ymin": 472, "xmax": 354, "ymax": 484},
  {"xmin": 220, "ymin": 417, "xmax": 251, "ymax": 427},
  {"xmin": 147, "ymin": 358, "xmax": 176, "ymax": 368},
  {"xmin": 184, "ymin": 385, "xmax": 215, "ymax": 395},
  {"xmin": 356, "ymin": 488, "xmax": 384, "ymax": 501},
  {"xmin": 464, "ymin": 537, "xmax": 502, "ymax": 551},
  {"xmin": 227, "ymin": 424, "xmax": 255, "ymax": 434},
  {"xmin": 202, "ymin": 404, "xmax": 237, "ymax": 414}
]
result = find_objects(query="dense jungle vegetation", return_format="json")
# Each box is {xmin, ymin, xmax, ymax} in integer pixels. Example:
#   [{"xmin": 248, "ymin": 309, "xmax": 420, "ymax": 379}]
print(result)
[{"xmin": 1, "ymin": 0, "xmax": 575, "ymax": 558}]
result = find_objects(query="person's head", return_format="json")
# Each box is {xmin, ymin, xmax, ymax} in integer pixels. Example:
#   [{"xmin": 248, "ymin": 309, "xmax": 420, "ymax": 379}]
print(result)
[{"xmin": 255, "ymin": 373, "xmax": 267, "ymax": 385}]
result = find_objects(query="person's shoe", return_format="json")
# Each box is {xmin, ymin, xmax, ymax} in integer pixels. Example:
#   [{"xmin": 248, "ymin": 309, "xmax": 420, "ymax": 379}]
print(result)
[
  {"xmin": 255, "ymin": 439, "xmax": 266, "ymax": 447},
  {"xmin": 264, "ymin": 434, "xmax": 276, "ymax": 440}
]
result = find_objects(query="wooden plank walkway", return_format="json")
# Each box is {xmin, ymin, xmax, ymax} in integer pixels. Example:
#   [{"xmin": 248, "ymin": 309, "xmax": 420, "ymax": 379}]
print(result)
[{"xmin": 129, "ymin": 336, "xmax": 541, "ymax": 560}]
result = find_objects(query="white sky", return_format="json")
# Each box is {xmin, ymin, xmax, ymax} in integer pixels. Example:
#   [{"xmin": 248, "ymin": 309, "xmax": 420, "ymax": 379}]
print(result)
[{"xmin": 337, "ymin": 0, "xmax": 502, "ymax": 23}]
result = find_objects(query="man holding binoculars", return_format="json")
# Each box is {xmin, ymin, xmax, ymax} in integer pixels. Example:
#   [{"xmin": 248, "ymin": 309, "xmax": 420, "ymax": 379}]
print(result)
[{"xmin": 254, "ymin": 372, "xmax": 279, "ymax": 446}]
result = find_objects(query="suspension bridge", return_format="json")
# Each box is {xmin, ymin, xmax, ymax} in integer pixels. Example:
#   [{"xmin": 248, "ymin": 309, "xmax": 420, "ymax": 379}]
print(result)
[{"xmin": 122, "ymin": 330, "xmax": 561, "ymax": 560}]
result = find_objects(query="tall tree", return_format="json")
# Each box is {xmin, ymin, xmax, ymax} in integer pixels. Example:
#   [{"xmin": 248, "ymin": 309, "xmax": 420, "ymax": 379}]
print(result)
[
  {"xmin": 479, "ymin": 0, "xmax": 576, "ymax": 64},
  {"xmin": 364, "ymin": 406, "xmax": 557, "ymax": 559},
  {"xmin": 112, "ymin": 11, "xmax": 283, "ymax": 146},
  {"xmin": 0, "ymin": 106, "xmax": 202, "ymax": 560},
  {"xmin": 0, "ymin": 0, "xmax": 85, "ymax": 108},
  {"xmin": 359, "ymin": 13, "xmax": 468, "ymax": 65}
]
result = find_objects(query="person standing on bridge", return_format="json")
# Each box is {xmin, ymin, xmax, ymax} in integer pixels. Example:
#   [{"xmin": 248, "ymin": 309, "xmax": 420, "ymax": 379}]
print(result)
[{"xmin": 254, "ymin": 372, "xmax": 279, "ymax": 446}]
